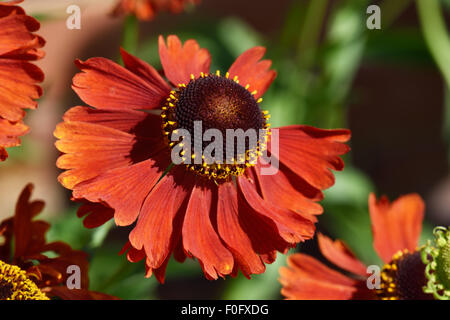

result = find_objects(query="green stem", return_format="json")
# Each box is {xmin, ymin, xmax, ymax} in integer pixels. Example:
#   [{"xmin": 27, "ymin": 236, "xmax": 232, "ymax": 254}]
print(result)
[
  {"xmin": 122, "ymin": 14, "xmax": 139, "ymax": 55},
  {"xmin": 95, "ymin": 257, "xmax": 133, "ymax": 293},
  {"xmin": 297, "ymin": 0, "xmax": 329, "ymax": 68},
  {"xmin": 417, "ymin": 0, "xmax": 450, "ymax": 88}
]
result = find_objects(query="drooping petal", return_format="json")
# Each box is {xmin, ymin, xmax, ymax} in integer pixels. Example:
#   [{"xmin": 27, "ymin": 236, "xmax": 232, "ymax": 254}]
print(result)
[
  {"xmin": 318, "ymin": 233, "xmax": 367, "ymax": 277},
  {"xmin": 217, "ymin": 181, "xmax": 265, "ymax": 278},
  {"xmin": 182, "ymin": 180, "xmax": 234, "ymax": 279},
  {"xmin": 54, "ymin": 117, "xmax": 166, "ymax": 190},
  {"xmin": 279, "ymin": 253, "xmax": 374, "ymax": 300},
  {"xmin": 72, "ymin": 154, "xmax": 171, "ymax": 227},
  {"xmin": 129, "ymin": 165, "xmax": 194, "ymax": 269},
  {"xmin": 253, "ymin": 162, "xmax": 323, "ymax": 219},
  {"xmin": 271, "ymin": 125, "xmax": 351, "ymax": 191},
  {"xmin": 228, "ymin": 46, "xmax": 276, "ymax": 99},
  {"xmin": 61, "ymin": 106, "xmax": 163, "ymax": 138},
  {"xmin": 120, "ymin": 48, "xmax": 171, "ymax": 96},
  {"xmin": 369, "ymin": 193, "xmax": 425, "ymax": 263},
  {"xmin": 238, "ymin": 173, "xmax": 316, "ymax": 244},
  {"xmin": 235, "ymin": 191, "xmax": 289, "ymax": 260},
  {"xmin": 72, "ymin": 57, "xmax": 169, "ymax": 111},
  {"xmin": 55, "ymin": 109, "xmax": 172, "ymax": 227},
  {"xmin": 76, "ymin": 201, "xmax": 115, "ymax": 229},
  {"xmin": 120, "ymin": 241, "xmax": 146, "ymax": 263},
  {"xmin": 55, "ymin": 121, "xmax": 137, "ymax": 189},
  {"xmin": 159, "ymin": 35, "xmax": 211, "ymax": 86}
]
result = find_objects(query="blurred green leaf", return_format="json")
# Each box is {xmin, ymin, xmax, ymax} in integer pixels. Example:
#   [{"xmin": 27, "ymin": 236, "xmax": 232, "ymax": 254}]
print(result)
[
  {"xmin": 217, "ymin": 17, "xmax": 263, "ymax": 58},
  {"xmin": 89, "ymin": 246, "xmax": 157, "ymax": 300},
  {"xmin": 89, "ymin": 220, "xmax": 114, "ymax": 249},
  {"xmin": 222, "ymin": 253, "xmax": 287, "ymax": 300},
  {"xmin": 323, "ymin": 166, "xmax": 375, "ymax": 206},
  {"xmin": 417, "ymin": 0, "xmax": 450, "ymax": 88},
  {"xmin": 122, "ymin": 15, "xmax": 139, "ymax": 55},
  {"xmin": 322, "ymin": 167, "xmax": 380, "ymax": 265},
  {"xmin": 46, "ymin": 209, "xmax": 92, "ymax": 250}
]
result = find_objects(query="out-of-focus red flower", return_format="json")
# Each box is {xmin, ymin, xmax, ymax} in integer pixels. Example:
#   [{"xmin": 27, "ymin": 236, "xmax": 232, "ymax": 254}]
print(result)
[
  {"xmin": 112, "ymin": 0, "xmax": 200, "ymax": 21},
  {"xmin": 279, "ymin": 193, "xmax": 433, "ymax": 300},
  {"xmin": 0, "ymin": 184, "xmax": 118, "ymax": 300},
  {"xmin": 0, "ymin": 0, "xmax": 44, "ymax": 161},
  {"xmin": 54, "ymin": 35, "xmax": 350, "ymax": 282}
]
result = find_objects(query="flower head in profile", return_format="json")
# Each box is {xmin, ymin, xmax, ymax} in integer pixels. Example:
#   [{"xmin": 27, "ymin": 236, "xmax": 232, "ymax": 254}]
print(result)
[
  {"xmin": 112, "ymin": 0, "xmax": 200, "ymax": 21},
  {"xmin": 55, "ymin": 35, "xmax": 350, "ymax": 282},
  {"xmin": 279, "ymin": 193, "xmax": 436, "ymax": 300},
  {"xmin": 0, "ymin": 0, "xmax": 45, "ymax": 161},
  {"xmin": 0, "ymin": 184, "xmax": 116, "ymax": 300}
]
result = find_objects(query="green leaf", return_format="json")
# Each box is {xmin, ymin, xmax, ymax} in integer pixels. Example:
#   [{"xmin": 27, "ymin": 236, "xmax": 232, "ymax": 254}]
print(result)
[{"xmin": 222, "ymin": 254, "xmax": 287, "ymax": 300}]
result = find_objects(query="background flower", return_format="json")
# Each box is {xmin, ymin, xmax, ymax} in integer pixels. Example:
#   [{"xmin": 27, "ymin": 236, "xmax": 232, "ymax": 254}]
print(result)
[
  {"xmin": 0, "ymin": 184, "xmax": 117, "ymax": 300},
  {"xmin": 0, "ymin": 0, "xmax": 44, "ymax": 161},
  {"xmin": 279, "ymin": 193, "xmax": 432, "ymax": 300},
  {"xmin": 112, "ymin": 0, "xmax": 200, "ymax": 21}
]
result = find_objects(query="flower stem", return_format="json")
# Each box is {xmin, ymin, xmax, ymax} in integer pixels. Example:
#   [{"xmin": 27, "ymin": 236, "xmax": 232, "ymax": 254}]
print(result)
[
  {"xmin": 122, "ymin": 14, "xmax": 139, "ymax": 55},
  {"xmin": 417, "ymin": 0, "xmax": 450, "ymax": 88}
]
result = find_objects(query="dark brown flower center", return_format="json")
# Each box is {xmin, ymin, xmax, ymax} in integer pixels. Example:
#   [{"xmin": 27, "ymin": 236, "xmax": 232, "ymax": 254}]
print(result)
[
  {"xmin": 0, "ymin": 280, "xmax": 13, "ymax": 300},
  {"xmin": 175, "ymin": 75, "xmax": 264, "ymax": 141},
  {"xmin": 377, "ymin": 249, "xmax": 433, "ymax": 300},
  {"xmin": 161, "ymin": 73, "xmax": 270, "ymax": 181}
]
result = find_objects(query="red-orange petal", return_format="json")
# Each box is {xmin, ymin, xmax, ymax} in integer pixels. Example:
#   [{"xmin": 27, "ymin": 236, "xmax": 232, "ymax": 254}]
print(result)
[
  {"xmin": 61, "ymin": 106, "xmax": 162, "ymax": 138},
  {"xmin": 233, "ymin": 190, "xmax": 288, "ymax": 260},
  {"xmin": 120, "ymin": 241, "xmax": 146, "ymax": 263},
  {"xmin": 112, "ymin": 0, "xmax": 200, "ymax": 21},
  {"xmin": 72, "ymin": 154, "xmax": 171, "ymax": 227},
  {"xmin": 158, "ymin": 35, "xmax": 211, "ymax": 86},
  {"xmin": 253, "ymin": 162, "xmax": 323, "ymax": 219},
  {"xmin": 76, "ymin": 201, "xmax": 115, "ymax": 229},
  {"xmin": 182, "ymin": 180, "xmax": 234, "ymax": 279},
  {"xmin": 0, "ymin": 118, "xmax": 28, "ymax": 160},
  {"xmin": 55, "ymin": 113, "xmax": 167, "ymax": 190},
  {"xmin": 369, "ymin": 193, "xmax": 425, "ymax": 263},
  {"xmin": 228, "ymin": 46, "xmax": 276, "ymax": 99},
  {"xmin": 217, "ymin": 181, "xmax": 265, "ymax": 278},
  {"xmin": 54, "ymin": 120, "xmax": 142, "ymax": 190},
  {"xmin": 238, "ymin": 173, "xmax": 316, "ymax": 244},
  {"xmin": 279, "ymin": 253, "xmax": 373, "ymax": 300},
  {"xmin": 112, "ymin": 0, "xmax": 156, "ymax": 21},
  {"xmin": 72, "ymin": 57, "xmax": 168, "ymax": 111},
  {"xmin": 0, "ymin": 8, "xmax": 44, "ymax": 58},
  {"xmin": 271, "ymin": 125, "xmax": 351, "ymax": 191},
  {"xmin": 13, "ymin": 184, "xmax": 45, "ymax": 259},
  {"xmin": 0, "ymin": 2, "xmax": 44, "ymax": 161},
  {"xmin": 120, "ymin": 48, "xmax": 171, "ymax": 96},
  {"xmin": 129, "ymin": 165, "xmax": 194, "ymax": 269},
  {"xmin": 0, "ymin": 59, "xmax": 43, "ymax": 122},
  {"xmin": 318, "ymin": 233, "xmax": 367, "ymax": 277}
]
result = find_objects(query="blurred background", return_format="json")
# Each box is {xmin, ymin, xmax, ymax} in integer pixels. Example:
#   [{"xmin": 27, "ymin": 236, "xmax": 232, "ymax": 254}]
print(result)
[{"xmin": 1, "ymin": 0, "xmax": 449, "ymax": 299}]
